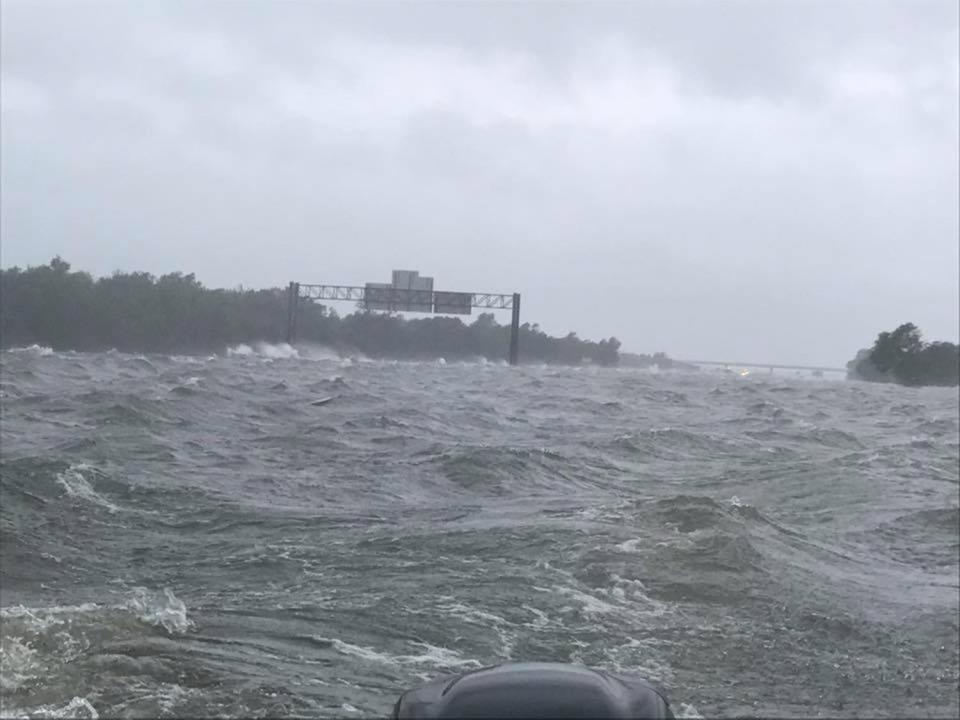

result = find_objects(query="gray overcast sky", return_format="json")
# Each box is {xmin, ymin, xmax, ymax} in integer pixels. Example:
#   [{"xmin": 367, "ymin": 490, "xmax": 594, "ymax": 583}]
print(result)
[{"xmin": 2, "ymin": 0, "xmax": 958, "ymax": 364}]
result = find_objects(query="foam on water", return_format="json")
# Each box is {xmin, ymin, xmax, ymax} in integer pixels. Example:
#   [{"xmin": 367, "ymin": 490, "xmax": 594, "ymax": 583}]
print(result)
[
  {"xmin": 1, "ymin": 696, "xmax": 99, "ymax": 720},
  {"xmin": 7, "ymin": 345, "xmax": 54, "ymax": 357},
  {"xmin": 541, "ymin": 585, "xmax": 619, "ymax": 616},
  {"xmin": 601, "ymin": 637, "xmax": 675, "ymax": 683},
  {"xmin": 0, "ymin": 603, "xmax": 101, "ymax": 622},
  {"xmin": 55, "ymin": 466, "xmax": 120, "ymax": 513},
  {"xmin": 2, "ymin": 349, "xmax": 957, "ymax": 718},
  {"xmin": 256, "ymin": 342, "xmax": 299, "ymax": 360},
  {"xmin": 0, "ymin": 636, "xmax": 39, "ymax": 692},
  {"xmin": 436, "ymin": 601, "xmax": 517, "ymax": 657},
  {"xmin": 226, "ymin": 343, "xmax": 255, "ymax": 357},
  {"xmin": 674, "ymin": 702, "xmax": 703, "ymax": 719},
  {"xmin": 0, "ymin": 590, "xmax": 191, "ymax": 702},
  {"xmin": 521, "ymin": 605, "xmax": 552, "ymax": 630},
  {"xmin": 615, "ymin": 537, "xmax": 643, "ymax": 553},
  {"xmin": 227, "ymin": 342, "xmax": 301, "ymax": 360},
  {"xmin": 0, "ymin": 605, "xmax": 99, "ymax": 701},
  {"xmin": 128, "ymin": 587, "xmax": 192, "ymax": 634},
  {"xmin": 608, "ymin": 574, "xmax": 667, "ymax": 616},
  {"xmin": 319, "ymin": 637, "xmax": 482, "ymax": 670},
  {"xmin": 436, "ymin": 600, "xmax": 509, "ymax": 627},
  {"xmin": 294, "ymin": 344, "xmax": 345, "ymax": 362}
]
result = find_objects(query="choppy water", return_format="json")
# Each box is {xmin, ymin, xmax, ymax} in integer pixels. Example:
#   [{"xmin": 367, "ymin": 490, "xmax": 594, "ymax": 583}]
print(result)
[{"xmin": 1, "ymin": 344, "xmax": 957, "ymax": 719}]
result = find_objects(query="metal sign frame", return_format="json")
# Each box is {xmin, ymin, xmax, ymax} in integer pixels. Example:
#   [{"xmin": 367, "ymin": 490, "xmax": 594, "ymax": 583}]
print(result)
[{"xmin": 286, "ymin": 282, "xmax": 522, "ymax": 365}]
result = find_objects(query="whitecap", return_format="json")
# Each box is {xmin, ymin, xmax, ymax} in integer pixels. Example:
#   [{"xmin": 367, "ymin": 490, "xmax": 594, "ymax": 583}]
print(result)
[
  {"xmin": 615, "ymin": 538, "xmax": 642, "ymax": 553},
  {"xmin": 55, "ymin": 466, "xmax": 119, "ymax": 514},
  {"xmin": 542, "ymin": 586, "xmax": 618, "ymax": 615},
  {"xmin": 318, "ymin": 637, "xmax": 481, "ymax": 670},
  {"xmin": 436, "ymin": 601, "xmax": 515, "ymax": 658},
  {"xmin": 226, "ymin": 343, "xmax": 254, "ymax": 357},
  {"xmin": 255, "ymin": 342, "xmax": 299, "ymax": 360},
  {"xmin": 226, "ymin": 342, "xmax": 300, "ymax": 360},
  {"xmin": 608, "ymin": 574, "xmax": 667, "ymax": 615},
  {"xmin": 675, "ymin": 702, "xmax": 704, "ymax": 719},
  {"xmin": 7, "ymin": 345, "xmax": 54, "ymax": 356},
  {"xmin": 436, "ymin": 601, "xmax": 507, "ymax": 627},
  {"xmin": 0, "ymin": 603, "xmax": 101, "ymax": 622},
  {"xmin": 521, "ymin": 604, "xmax": 551, "ymax": 630},
  {"xmin": 0, "ymin": 635, "xmax": 40, "ymax": 692},
  {"xmin": 2, "ymin": 696, "xmax": 99, "ymax": 719},
  {"xmin": 0, "ymin": 604, "xmax": 99, "ymax": 697},
  {"xmin": 128, "ymin": 587, "xmax": 192, "ymax": 634}
]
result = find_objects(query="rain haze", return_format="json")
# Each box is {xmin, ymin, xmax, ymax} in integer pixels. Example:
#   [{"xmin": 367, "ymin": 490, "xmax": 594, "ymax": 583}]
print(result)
[
  {"xmin": 3, "ymin": 5, "xmax": 960, "ymax": 718},
  {"xmin": 2, "ymin": 0, "xmax": 958, "ymax": 365}
]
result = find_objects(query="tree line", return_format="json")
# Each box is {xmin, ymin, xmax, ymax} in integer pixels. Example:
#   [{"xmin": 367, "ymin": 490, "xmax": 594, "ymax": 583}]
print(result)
[
  {"xmin": 619, "ymin": 351, "xmax": 694, "ymax": 370},
  {"xmin": 0, "ymin": 258, "xmax": 622, "ymax": 365},
  {"xmin": 847, "ymin": 322, "xmax": 959, "ymax": 387}
]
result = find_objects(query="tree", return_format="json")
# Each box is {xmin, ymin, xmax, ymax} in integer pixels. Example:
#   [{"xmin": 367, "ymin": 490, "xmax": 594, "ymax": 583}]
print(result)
[
  {"xmin": 1, "ymin": 258, "xmax": 622, "ymax": 366},
  {"xmin": 870, "ymin": 323, "xmax": 923, "ymax": 372},
  {"xmin": 849, "ymin": 323, "xmax": 958, "ymax": 387},
  {"xmin": 897, "ymin": 341, "xmax": 960, "ymax": 387}
]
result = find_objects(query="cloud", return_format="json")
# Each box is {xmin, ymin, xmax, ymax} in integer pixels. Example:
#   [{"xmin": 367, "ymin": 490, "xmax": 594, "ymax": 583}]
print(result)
[
  {"xmin": 1, "ymin": 75, "xmax": 50, "ymax": 115},
  {"xmin": 1, "ymin": 0, "xmax": 957, "ymax": 364}
]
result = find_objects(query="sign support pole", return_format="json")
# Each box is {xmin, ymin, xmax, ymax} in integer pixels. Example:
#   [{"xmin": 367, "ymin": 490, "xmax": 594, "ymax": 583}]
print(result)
[{"xmin": 509, "ymin": 293, "xmax": 521, "ymax": 366}]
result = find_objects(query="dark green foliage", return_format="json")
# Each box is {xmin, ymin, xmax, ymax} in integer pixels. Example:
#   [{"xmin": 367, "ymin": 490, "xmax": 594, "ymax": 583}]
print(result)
[
  {"xmin": 869, "ymin": 323, "xmax": 923, "ymax": 373},
  {"xmin": 896, "ymin": 341, "xmax": 960, "ymax": 387},
  {"xmin": 848, "ymin": 323, "xmax": 959, "ymax": 387},
  {"xmin": 0, "ymin": 258, "xmax": 621, "ymax": 365}
]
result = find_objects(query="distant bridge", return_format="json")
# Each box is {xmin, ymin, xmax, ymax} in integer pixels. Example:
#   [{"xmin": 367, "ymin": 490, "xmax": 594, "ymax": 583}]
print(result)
[{"xmin": 684, "ymin": 360, "xmax": 847, "ymax": 374}]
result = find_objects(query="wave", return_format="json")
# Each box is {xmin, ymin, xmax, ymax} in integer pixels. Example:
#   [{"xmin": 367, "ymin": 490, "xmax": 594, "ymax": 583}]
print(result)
[
  {"xmin": 3, "ymin": 459, "xmax": 125, "ymax": 507},
  {"xmin": 747, "ymin": 400, "xmax": 786, "ymax": 417},
  {"xmin": 428, "ymin": 445, "xmax": 591, "ymax": 497},
  {"xmin": 890, "ymin": 403, "xmax": 928, "ymax": 416},
  {"xmin": 675, "ymin": 703, "xmax": 704, "ymax": 719},
  {"xmin": 0, "ymin": 695, "xmax": 100, "ymax": 719},
  {"xmin": 56, "ymin": 465, "xmax": 121, "ymax": 514},
  {"xmin": 128, "ymin": 587, "xmax": 192, "ymax": 634},
  {"xmin": 690, "ymin": 532, "xmax": 766, "ymax": 572},
  {"xmin": 874, "ymin": 507, "xmax": 960, "ymax": 542},
  {"xmin": 307, "ymin": 376, "xmax": 350, "ymax": 393},
  {"xmin": 226, "ymin": 342, "xmax": 299, "ymax": 360},
  {"xmin": 641, "ymin": 390, "xmax": 691, "ymax": 405},
  {"xmin": 0, "ymin": 589, "xmax": 191, "ymax": 704},
  {"xmin": 118, "ymin": 355, "xmax": 158, "ymax": 373},
  {"xmin": 312, "ymin": 636, "xmax": 481, "ymax": 670},
  {"xmin": 612, "ymin": 429, "xmax": 749, "ymax": 460},
  {"xmin": 168, "ymin": 354, "xmax": 217, "ymax": 364},
  {"xmin": 71, "ymin": 390, "xmax": 181, "ymax": 428},
  {"xmin": 2, "ymin": 348, "xmax": 957, "ymax": 717},
  {"xmin": 655, "ymin": 495, "xmax": 729, "ymax": 533},
  {"xmin": 5, "ymin": 345, "xmax": 54, "ymax": 357},
  {"xmin": 916, "ymin": 418, "xmax": 959, "ymax": 437}
]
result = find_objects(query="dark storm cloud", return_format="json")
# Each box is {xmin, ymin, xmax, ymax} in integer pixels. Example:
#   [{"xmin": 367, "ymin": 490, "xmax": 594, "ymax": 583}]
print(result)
[{"xmin": 2, "ymin": 0, "xmax": 957, "ymax": 364}]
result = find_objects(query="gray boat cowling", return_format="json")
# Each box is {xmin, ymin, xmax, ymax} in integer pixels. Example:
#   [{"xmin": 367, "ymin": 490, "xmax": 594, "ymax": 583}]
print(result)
[{"xmin": 392, "ymin": 662, "xmax": 676, "ymax": 719}]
